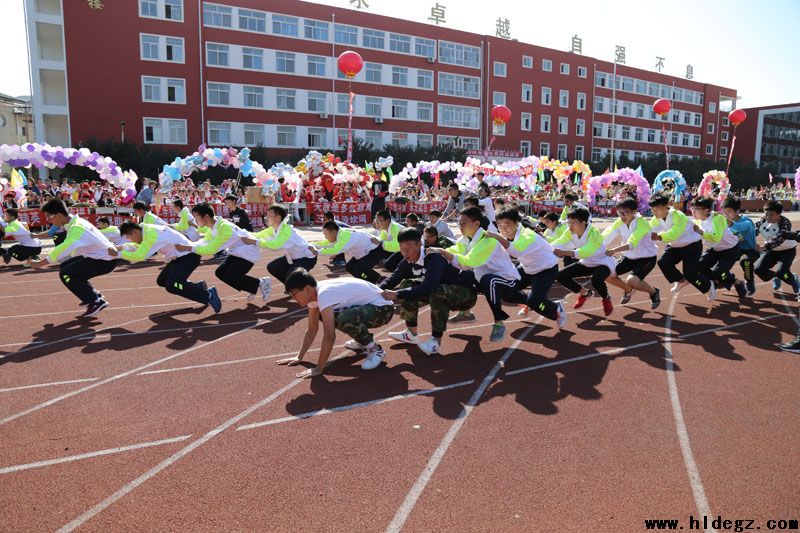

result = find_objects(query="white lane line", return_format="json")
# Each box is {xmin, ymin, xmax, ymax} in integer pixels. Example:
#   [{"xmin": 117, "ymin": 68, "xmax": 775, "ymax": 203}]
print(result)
[
  {"xmin": 678, "ymin": 313, "xmax": 787, "ymax": 339},
  {"xmin": 0, "ymin": 302, "xmax": 190, "ymax": 320},
  {"xmin": 238, "ymin": 380, "xmax": 475, "ymax": 431},
  {"xmin": 0, "ymin": 341, "xmax": 43, "ymax": 348},
  {"xmin": 56, "ymin": 315, "xmax": 419, "ymax": 532},
  {"xmin": 0, "ymin": 308, "xmax": 305, "ymax": 427},
  {"xmin": 385, "ymin": 316, "xmax": 544, "ymax": 533},
  {"xmin": 0, "ymin": 286, "xmax": 164, "ymax": 300},
  {"xmin": 0, "ymin": 435, "xmax": 193, "ymax": 475},
  {"xmin": 0, "ymin": 378, "xmax": 99, "ymax": 393},
  {"xmin": 505, "ymin": 340, "xmax": 660, "ymax": 376},
  {"xmin": 664, "ymin": 295, "xmax": 716, "ymax": 533},
  {"xmin": 137, "ymin": 300, "xmax": 632, "ymax": 377}
]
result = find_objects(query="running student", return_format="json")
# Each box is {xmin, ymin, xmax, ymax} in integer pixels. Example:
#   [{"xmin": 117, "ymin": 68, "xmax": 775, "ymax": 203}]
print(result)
[
  {"xmin": 313, "ymin": 221, "xmax": 385, "ymax": 284},
  {"xmin": 691, "ymin": 196, "xmax": 746, "ymax": 300},
  {"xmin": 379, "ymin": 228, "xmax": 478, "ymax": 356},
  {"xmin": 1, "ymin": 208, "xmax": 41, "ymax": 266},
  {"xmin": 373, "ymin": 209, "xmax": 405, "ymax": 272},
  {"xmin": 770, "ymin": 227, "xmax": 800, "ymax": 353},
  {"xmin": 463, "ymin": 196, "xmax": 498, "ymax": 232},
  {"xmin": 649, "ymin": 193, "xmax": 714, "ymax": 299},
  {"xmin": 602, "ymin": 198, "xmax": 661, "ymax": 309},
  {"xmin": 428, "ymin": 209, "xmax": 456, "ymax": 240},
  {"xmin": 96, "ymin": 217, "xmax": 127, "ymax": 246},
  {"xmin": 133, "ymin": 202, "xmax": 168, "ymax": 226},
  {"xmin": 247, "ymin": 204, "xmax": 317, "ymax": 285},
  {"xmin": 429, "ymin": 206, "xmax": 522, "ymax": 341},
  {"xmin": 171, "ymin": 198, "xmax": 200, "ymax": 241},
  {"xmin": 722, "ymin": 197, "xmax": 757, "ymax": 296},
  {"xmin": 176, "ymin": 203, "xmax": 271, "ymax": 303},
  {"xmin": 553, "ymin": 207, "xmax": 617, "ymax": 316},
  {"xmin": 487, "ymin": 208, "xmax": 568, "ymax": 328},
  {"xmin": 754, "ymin": 200, "xmax": 800, "ymax": 296},
  {"xmin": 278, "ymin": 269, "xmax": 395, "ymax": 377},
  {"xmin": 541, "ymin": 212, "xmax": 569, "ymax": 244},
  {"xmin": 115, "ymin": 222, "xmax": 221, "ymax": 312},
  {"xmin": 31, "ymin": 199, "xmax": 118, "ymax": 318}
]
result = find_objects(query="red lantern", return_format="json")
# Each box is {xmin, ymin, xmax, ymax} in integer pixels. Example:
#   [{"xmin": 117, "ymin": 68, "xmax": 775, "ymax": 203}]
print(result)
[
  {"xmin": 491, "ymin": 105, "xmax": 512, "ymax": 126},
  {"xmin": 729, "ymin": 109, "xmax": 747, "ymax": 126},
  {"xmin": 337, "ymin": 51, "xmax": 363, "ymax": 79},
  {"xmin": 653, "ymin": 98, "xmax": 671, "ymax": 116}
]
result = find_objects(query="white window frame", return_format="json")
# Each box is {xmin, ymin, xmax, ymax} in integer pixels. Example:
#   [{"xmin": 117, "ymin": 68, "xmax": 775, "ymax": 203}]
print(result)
[
  {"xmin": 494, "ymin": 61, "xmax": 507, "ymax": 77},
  {"xmin": 492, "ymin": 91, "xmax": 506, "ymax": 106},
  {"xmin": 521, "ymin": 112, "xmax": 531, "ymax": 131},
  {"xmin": 576, "ymin": 119, "xmax": 585, "ymax": 136},
  {"xmin": 277, "ymin": 126, "xmax": 296, "ymax": 147},
  {"xmin": 577, "ymin": 92, "xmax": 586, "ymax": 110},
  {"xmin": 542, "ymin": 59, "xmax": 552, "ymax": 72},
  {"xmin": 558, "ymin": 117, "xmax": 568, "ymax": 135},
  {"xmin": 541, "ymin": 87, "xmax": 551, "ymax": 106},
  {"xmin": 577, "ymin": 66, "xmax": 587, "ymax": 78},
  {"xmin": 522, "ymin": 55, "xmax": 533, "ymax": 69},
  {"xmin": 560, "ymin": 63, "xmax": 570, "ymax": 75},
  {"xmin": 522, "ymin": 84, "xmax": 532, "ymax": 103},
  {"xmin": 540, "ymin": 114, "xmax": 551, "ymax": 133},
  {"xmin": 559, "ymin": 90, "xmax": 569, "ymax": 108},
  {"xmin": 539, "ymin": 142, "xmax": 550, "ymax": 157}
]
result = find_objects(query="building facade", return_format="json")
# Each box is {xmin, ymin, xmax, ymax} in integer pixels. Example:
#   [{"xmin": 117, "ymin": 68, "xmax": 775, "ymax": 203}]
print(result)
[
  {"xmin": 0, "ymin": 93, "xmax": 33, "ymax": 147},
  {"xmin": 734, "ymin": 102, "xmax": 800, "ymax": 177},
  {"xmin": 25, "ymin": 0, "xmax": 740, "ymax": 165}
]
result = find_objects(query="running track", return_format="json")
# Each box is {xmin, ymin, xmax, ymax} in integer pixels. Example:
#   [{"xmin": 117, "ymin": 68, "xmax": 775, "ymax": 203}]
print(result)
[{"xmin": 1, "ymin": 223, "xmax": 798, "ymax": 532}]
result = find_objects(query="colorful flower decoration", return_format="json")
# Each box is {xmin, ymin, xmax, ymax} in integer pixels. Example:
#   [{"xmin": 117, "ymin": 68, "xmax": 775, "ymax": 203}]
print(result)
[
  {"xmin": 586, "ymin": 167, "xmax": 652, "ymax": 213},
  {"xmin": 158, "ymin": 145, "xmax": 271, "ymax": 193},
  {"xmin": 652, "ymin": 169, "xmax": 687, "ymax": 201},
  {"xmin": 698, "ymin": 170, "xmax": 730, "ymax": 203}
]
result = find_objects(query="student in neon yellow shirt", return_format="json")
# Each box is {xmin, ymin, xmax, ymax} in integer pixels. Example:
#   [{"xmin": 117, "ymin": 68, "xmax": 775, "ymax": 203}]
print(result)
[
  {"xmin": 552, "ymin": 207, "xmax": 616, "ymax": 316},
  {"xmin": 690, "ymin": 196, "xmax": 746, "ymax": 301},
  {"xmin": 602, "ymin": 198, "xmax": 661, "ymax": 309},
  {"xmin": 246, "ymin": 204, "xmax": 317, "ymax": 286},
  {"xmin": 374, "ymin": 209, "xmax": 405, "ymax": 272},
  {"xmin": 1, "ymin": 208, "xmax": 42, "ymax": 266}
]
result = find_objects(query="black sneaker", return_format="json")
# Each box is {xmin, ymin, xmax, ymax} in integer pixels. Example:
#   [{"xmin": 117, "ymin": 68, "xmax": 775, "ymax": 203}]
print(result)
[
  {"xmin": 620, "ymin": 290, "xmax": 633, "ymax": 305},
  {"xmin": 746, "ymin": 281, "xmax": 756, "ymax": 296},
  {"xmin": 733, "ymin": 280, "xmax": 747, "ymax": 300},
  {"xmin": 2, "ymin": 250, "xmax": 10, "ymax": 264},
  {"xmin": 650, "ymin": 288, "xmax": 661, "ymax": 310},
  {"xmin": 80, "ymin": 299, "xmax": 108, "ymax": 318},
  {"xmin": 778, "ymin": 337, "xmax": 800, "ymax": 353}
]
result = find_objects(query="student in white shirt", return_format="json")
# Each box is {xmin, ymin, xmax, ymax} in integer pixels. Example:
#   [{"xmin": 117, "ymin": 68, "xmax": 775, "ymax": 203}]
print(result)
[
  {"xmin": 247, "ymin": 204, "xmax": 317, "ymax": 285},
  {"xmin": 133, "ymin": 202, "xmax": 168, "ymax": 226},
  {"xmin": 31, "ymin": 199, "xmax": 118, "ymax": 318},
  {"xmin": 691, "ymin": 196, "xmax": 746, "ymax": 301},
  {"xmin": 1, "ymin": 208, "xmax": 42, "ymax": 265},
  {"xmin": 277, "ymin": 269, "xmax": 395, "ymax": 377},
  {"xmin": 602, "ymin": 198, "xmax": 661, "ymax": 309},
  {"xmin": 477, "ymin": 184, "xmax": 496, "ymax": 223},
  {"xmin": 428, "ymin": 210, "xmax": 456, "ymax": 241}
]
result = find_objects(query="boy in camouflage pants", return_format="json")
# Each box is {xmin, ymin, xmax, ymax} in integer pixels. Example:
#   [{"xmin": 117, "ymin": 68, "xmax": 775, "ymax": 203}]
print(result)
[{"xmin": 380, "ymin": 228, "xmax": 478, "ymax": 356}]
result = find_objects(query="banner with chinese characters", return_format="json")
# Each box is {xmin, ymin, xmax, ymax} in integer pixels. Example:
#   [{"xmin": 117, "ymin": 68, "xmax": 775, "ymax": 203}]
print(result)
[
  {"xmin": 307, "ymin": 201, "xmax": 371, "ymax": 225},
  {"xmin": 387, "ymin": 201, "xmax": 448, "ymax": 215}
]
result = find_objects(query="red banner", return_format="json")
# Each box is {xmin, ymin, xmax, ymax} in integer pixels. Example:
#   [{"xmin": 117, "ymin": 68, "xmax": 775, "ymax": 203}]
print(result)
[
  {"xmin": 387, "ymin": 201, "xmax": 448, "ymax": 215},
  {"xmin": 307, "ymin": 201, "xmax": 371, "ymax": 225},
  {"xmin": 13, "ymin": 208, "xmax": 136, "ymax": 229}
]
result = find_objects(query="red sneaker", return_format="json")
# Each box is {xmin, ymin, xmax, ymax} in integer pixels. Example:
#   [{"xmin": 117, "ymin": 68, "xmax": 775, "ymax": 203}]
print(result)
[
  {"xmin": 602, "ymin": 297, "xmax": 613, "ymax": 316},
  {"xmin": 574, "ymin": 290, "xmax": 594, "ymax": 309}
]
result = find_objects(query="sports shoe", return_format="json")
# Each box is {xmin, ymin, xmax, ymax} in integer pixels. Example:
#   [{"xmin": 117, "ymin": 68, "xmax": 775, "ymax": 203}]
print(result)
[
  {"xmin": 574, "ymin": 290, "xmax": 594, "ymax": 309},
  {"xmin": 707, "ymin": 280, "xmax": 716, "ymax": 302},
  {"xmin": 418, "ymin": 337, "xmax": 440, "ymax": 356},
  {"xmin": 2, "ymin": 250, "xmax": 10, "ymax": 264},
  {"xmin": 602, "ymin": 297, "xmax": 613, "ymax": 316},
  {"xmin": 772, "ymin": 277, "xmax": 782, "ymax": 291},
  {"xmin": 733, "ymin": 280, "xmax": 747, "ymax": 300},
  {"xmin": 361, "ymin": 344, "xmax": 385, "ymax": 370},
  {"xmin": 671, "ymin": 280, "xmax": 688, "ymax": 293},
  {"xmin": 332, "ymin": 258, "xmax": 347, "ymax": 267},
  {"xmin": 208, "ymin": 287, "xmax": 222, "ymax": 313},
  {"xmin": 388, "ymin": 329, "xmax": 420, "ymax": 344},
  {"xmin": 490, "ymin": 323, "xmax": 506, "ymax": 342},
  {"xmin": 517, "ymin": 305, "xmax": 530, "ymax": 318},
  {"xmin": 80, "ymin": 299, "xmax": 108, "ymax": 318},
  {"xmin": 778, "ymin": 337, "xmax": 800, "ymax": 353},
  {"xmin": 199, "ymin": 280, "xmax": 208, "ymax": 293},
  {"xmin": 746, "ymin": 280, "xmax": 756, "ymax": 296},
  {"xmin": 449, "ymin": 311, "xmax": 476, "ymax": 323},
  {"xmin": 620, "ymin": 290, "xmax": 633, "ymax": 305},
  {"xmin": 259, "ymin": 276, "xmax": 272, "ymax": 302},
  {"xmin": 344, "ymin": 339, "xmax": 366, "ymax": 352},
  {"xmin": 555, "ymin": 302, "xmax": 568, "ymax": 329},
  {"xmin": 650, "ymin": 288, "xmax": 661, "ymax": 310},
  {"xmin": 791, "ymin": 274, "xmax": 800, "ymax": 295}
]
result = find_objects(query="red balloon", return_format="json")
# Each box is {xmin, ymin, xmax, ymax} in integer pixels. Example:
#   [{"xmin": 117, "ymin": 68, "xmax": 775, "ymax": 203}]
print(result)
[
  {"xmin": 653, "ymin": 98, "xmax": 671, "ymax": 116},
  {"xmin": 729, "ymin": 109, "xmax": 747, "ymax": 126},
  {"xmin": 491, "ymin": 105, "xmax": 512, "ymax": 125},
  {"xmin": 337, "ymin": 51, "xmax": 363, "ymax": 79}
]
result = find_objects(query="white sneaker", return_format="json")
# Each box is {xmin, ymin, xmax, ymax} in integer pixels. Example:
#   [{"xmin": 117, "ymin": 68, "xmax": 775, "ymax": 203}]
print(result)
[
  {"xmin": 556, "ymin": 301, "xmax": 568, "ymax": 329},
  {"xmin": 259, "ymin": 277, "xmax": 272, "ymax": 302},
  {"xmin": 361, "ymin": 345, "xmax": 385, "ymax": 370},
  {"xmin": 418, "ymin": 337, "xmax": 440, "ymax": 356},
  {"xmin": 671, "ymin": 280, "xmax": 688, "ymax": 293},
  {"xmin": 344, "ymin": 339, "xmax": 365, "ymax": 352},
  {"xmin": 707, "ymin": 280, "xmax": 716, "ymax": 302},
  {"xmin": 388, "ymin": 329, "xmax": 420, "ymax": 344},
  {"xmin": 517, "ymin": 305, "xmax": 529, "ymax": 318}
]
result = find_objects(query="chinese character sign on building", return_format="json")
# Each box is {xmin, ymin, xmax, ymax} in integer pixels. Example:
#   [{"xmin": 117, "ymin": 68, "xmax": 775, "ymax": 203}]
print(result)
[
  {"xmin": 655, "ymin": 56, "xmax": 665, "ymax": 73},
  {"xmin": 428, "ymin": 3, "xmax": 446, "ymax": 25},
  {"xmin": 615, "ymin": 45, "xmax": 626, "ymax": 64},
  {"xmin": 571, "ymin": 35, "xmax": 582, "ymax": 54},
  {"xmin": 495, "ymin": 18, "xmax": 510, "ymax": 39}
]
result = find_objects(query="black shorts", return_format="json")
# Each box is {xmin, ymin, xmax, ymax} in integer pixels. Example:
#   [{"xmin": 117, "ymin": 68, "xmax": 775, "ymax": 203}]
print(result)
[{"xmin": 616, "ymin": 256, "xmax": 657, "ymax": 280}]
